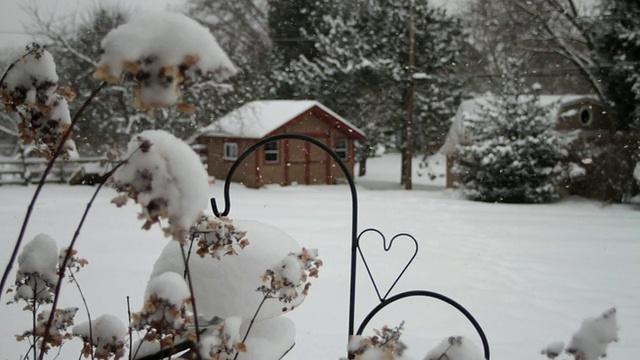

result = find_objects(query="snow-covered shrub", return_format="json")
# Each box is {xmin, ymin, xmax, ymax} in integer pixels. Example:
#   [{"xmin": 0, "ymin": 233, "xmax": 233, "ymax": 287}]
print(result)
[
  {"xmin": 192, "ymin": 214, "xmax": 250, "ymax": 259},
  {"xmin": 423, "ymin": 336, "xmax": 484, "ymax": 360},
  {"xmin": 74, "ymin": 314, "xmax": 126, "ymax": 360},
  {"xmin": 541, "ymin": 308, "xmax": 618, "ymax": 360},
  {"xmin": 11, "ymin": 234, "xmax": 59, "ymax": 304},
  {"xmin": 258, "ymin": 248, "xmax": 322, "ymax": 309},
  {"xmin": 347, "ymin": 322, "xmax": 407, "ymax": 360},
  {"xmin": 0, "ymin": 43, "xmax": 77, "ymax": 157},
  {"xmin": 110, "ymin": 129, "xmax": 209, "ymax": 241},
  {"xmin": 16, "ymin": 307, "xmax": 79, "ymax": 351},
  {"xmin": 131, "ymin": 272, "xmax": 193, "ymax": 350},
  {"xmin": 94, "ymin": 11, "xmax": 237, "ymax": 112},
  {"xmin": 454, "ymin": 82, "xmax": 571, "ymax": 203},
  {"xmin": 198, "ymin": 316, "xmax": 246, "ymax": 360},
  {"xmin": 566, "ymin": 308, "xmax": 618, "ymax": 360}
]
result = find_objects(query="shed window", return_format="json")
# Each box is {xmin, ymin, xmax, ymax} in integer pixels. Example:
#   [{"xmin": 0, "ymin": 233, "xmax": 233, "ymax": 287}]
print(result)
[
  {"xmin": 223, "ymin": 142, "xmax": 238, "ymax": 160},
  {"xmin": 264, "ymin": 141, "xmax": 279, "ymax": 163},
  {"xmin": 335, "ymin": 139, "xmax": 348, "ymax": 160}
]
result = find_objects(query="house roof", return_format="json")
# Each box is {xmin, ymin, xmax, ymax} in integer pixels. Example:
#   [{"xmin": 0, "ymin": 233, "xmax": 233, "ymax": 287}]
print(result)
[
  {"xmin": 199, "ymin": 100, "xmax": 365, "ymax": 140},
  {"xmin": 439, "ymin": 94, "xmax": 599, "ymax": 155}
]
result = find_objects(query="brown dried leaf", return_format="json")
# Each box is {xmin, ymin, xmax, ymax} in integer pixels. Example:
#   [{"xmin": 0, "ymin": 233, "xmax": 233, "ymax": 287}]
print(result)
[
  {"xmin": 235, "ymin": 342, "xmax": 247, "ymax": 353},
  {"xmin": 176, "ymin": 102, "xmax": 196, "ymax": 115}
]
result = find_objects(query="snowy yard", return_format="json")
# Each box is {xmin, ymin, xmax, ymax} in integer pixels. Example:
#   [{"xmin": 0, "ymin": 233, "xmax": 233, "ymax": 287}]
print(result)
[{"xmin": 1, "ymin": 154, "xmax": 638, "ymax": 359}]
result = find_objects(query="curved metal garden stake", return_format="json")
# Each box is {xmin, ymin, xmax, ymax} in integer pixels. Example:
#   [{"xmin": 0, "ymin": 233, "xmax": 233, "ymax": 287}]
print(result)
[
  {"xmin": 210, "ymin": 133, "xmax": 361, "ymax": 338},
  {"xmin": 355, "ymin": 290, "xmax": 490, "ymax": 359},
  {"xmin": 357, "ymin": 229, "xmax": 418, "ymax": 301},
  {"xmin": 210, "ymin": 133, "xmax": 490, "ymax": 360}
]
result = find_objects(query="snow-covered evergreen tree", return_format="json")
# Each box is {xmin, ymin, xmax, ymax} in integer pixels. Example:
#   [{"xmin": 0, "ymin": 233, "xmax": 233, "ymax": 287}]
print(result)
[
  {"xmin": 454, "ymin": 69, "xmax": 570, "ymax": 203},
  {"xmin": 589, "ymin": 0, "xmax": 640, "ymax": 131},
  {"xmin": 279, "ymin": 0, "xmax": 465, "ymax": 175}
]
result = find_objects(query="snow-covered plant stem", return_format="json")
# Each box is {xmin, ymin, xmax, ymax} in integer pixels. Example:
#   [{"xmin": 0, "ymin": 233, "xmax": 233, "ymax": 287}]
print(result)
[
  {"xmin": 232, "ymin": 295, "xmax": 268, "ymax": 360},
  {"xmin": 0, "ymin": 81, "xmax": 107, "ymax": 299},
  {"xmin": 179, "ymin": 242, "xmax": 202, "ymax": 353},
  {"xmin": 39, "ymin": 144, "xmax": 138, "ymax": 360},
  {"xmin": 0, "ymin": 47, "xmax": 40, "ymax": 85},
  {"xmin": 68, "ymin": 268, "xmax": 94, "ymax": 360}
]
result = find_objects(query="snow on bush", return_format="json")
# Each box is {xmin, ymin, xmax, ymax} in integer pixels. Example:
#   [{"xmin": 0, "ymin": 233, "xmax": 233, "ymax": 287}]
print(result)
[
  {"xmin": 454, "ymin": 82, "xmax": 571, "ymax": 203},
  {"xmin": 12, "ymin": 234, "xmax": 59, "ymax": 304},
  {"xmin": 151, "ymin": 220, "xmax": 304, "ymax": 321},
  {"xmin": 199, "ymin": 316, "xmax": 246, "ymax": 359},
  {"xmin": 94, "ymin": 11, "xmax": 237, "ymax": 111},
  {"xmin": 565, "ymin": 308, "xmax": 618, "ymax": 360},
  {"xmin": 110, "ymin": 130, "xmax": 209, "ymax": 241},
  {"xmin": 634, "ymin": 161, "xmax": 640, "ymax": 183},
  {"xmin": 73, "ymin": 314, "xmax": 126, "ymax": 359},
  {"xmin": 541, "ymin": 341, "xmax": 566, "ymax": 359},
  {"xmin": 16, "ymin": 307, "xmax": 78, "ymax": 349},
  {"xmin": 58, "ymin": 247, "xmax": 89, "ymax": 272},
  {"xmin": 347, "ymin": 322, "xmax": 407, "ymax": 360},
  {"xmin": 0, "ymin": 43, "xmax": 76, "ymax": 157},
  {"xmin": 423, "ymin": 336, "xmax": 484, "ymax": 360},
  {"xmin": 258, "ymin": 248, "xmax": 322, "ymax": 310},
  {"xmin": 131, "ymin": 272, "xmax": 193, "ymax": 349},
  {"xmin": 193, "ymin": 214, "xmax": 250, "ymax": 259}
]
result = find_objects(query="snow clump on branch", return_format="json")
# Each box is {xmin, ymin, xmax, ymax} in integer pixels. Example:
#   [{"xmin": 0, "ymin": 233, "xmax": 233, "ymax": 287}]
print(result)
[
  {"xmin": 94, "ymin": 11, "xmax": 237, "ymax": 112},
  {"xmin": 132, "ymin": 272, "xmax": 193, "ymax": 349},
  {"xmin": 110, "ymin": 130, "xmax": 209, "ymax": 241},
  {"xmin": 258, "ymin": 248, "xmax": 322, "ymax": 311},
  {"xmin": 565, "ymin": 308, "xmax": 618, "ymax": 360},
  {"xmin": 74, "ymin": 314, "xmax": 126, "ymax": 359},
  {"xmin": 0, "ymin": 43, "xmax": 77, "ymax": 157},
  {"xmin": 11, "ymin": 234, "xmax": 59, "ymax": 304},
  {"xmin": 423, "ymin": 336, "xmax": 484, "ymax": 360}
]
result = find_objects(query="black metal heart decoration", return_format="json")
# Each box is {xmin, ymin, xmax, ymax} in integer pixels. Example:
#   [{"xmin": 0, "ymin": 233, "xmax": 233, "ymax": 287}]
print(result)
[{"xmin": 356, "ymin": 228, "xmax": 419, "ymax": 301}]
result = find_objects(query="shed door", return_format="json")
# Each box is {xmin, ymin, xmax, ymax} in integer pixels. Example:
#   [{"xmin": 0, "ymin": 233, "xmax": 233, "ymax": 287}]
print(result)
[{"xmin": 285, "ymin": 136, "xmax": 330, "ymax": 185}]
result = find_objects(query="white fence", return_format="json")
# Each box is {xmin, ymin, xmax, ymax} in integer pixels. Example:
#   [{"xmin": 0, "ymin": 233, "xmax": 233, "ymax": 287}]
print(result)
[{"xmin": 0, "ymin": 157, "xmax": 105, "ymax": 185}]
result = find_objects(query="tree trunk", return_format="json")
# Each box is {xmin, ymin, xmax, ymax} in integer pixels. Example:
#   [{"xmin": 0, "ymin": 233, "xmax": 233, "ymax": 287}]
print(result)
[{"xmin": 358, "ymin": 157, "xmax": 367, "ymax": 177}]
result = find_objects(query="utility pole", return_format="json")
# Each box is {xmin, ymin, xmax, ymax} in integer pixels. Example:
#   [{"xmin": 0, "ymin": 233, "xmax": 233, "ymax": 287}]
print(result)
[{"xmin": 404, "ymin": 0, "xmax": 415, "ymax": 190}]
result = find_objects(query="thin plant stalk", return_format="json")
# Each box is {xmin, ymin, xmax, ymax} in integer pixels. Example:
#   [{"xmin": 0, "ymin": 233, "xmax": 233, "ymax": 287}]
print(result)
[
  {"xmin": 127, "ymin": 296, "xmax": 132, "ymax": 360},
  {"xmin": 179, "ymin": 243, "xmax": 202, "ymax": 360},
  {"xmin": 69, "ymin": 268, "xmax": 94, "ymax": 360},
  {"xmin": 32, "ymin": 283, "xmax": 38, "ymax": 360},
  {"xmin": 0, "ymin": 81, "xmax": 107, "ymax": 299},
  {"xmin": 0, "ymin": 46, "xmax": 39, "ymax": 85},
  {"xmin": 233, "ymin": 295, "xmax": 268, "ymax": 360},
  {"xmin": 39, "ymin": 151, "xmax": 131, "ymax": 360}
]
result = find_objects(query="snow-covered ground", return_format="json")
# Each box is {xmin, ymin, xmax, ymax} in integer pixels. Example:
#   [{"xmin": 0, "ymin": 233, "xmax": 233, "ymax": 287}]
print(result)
[{"xmin": 1, "ymin": 153, "xmax": 638, "ymax": 360}]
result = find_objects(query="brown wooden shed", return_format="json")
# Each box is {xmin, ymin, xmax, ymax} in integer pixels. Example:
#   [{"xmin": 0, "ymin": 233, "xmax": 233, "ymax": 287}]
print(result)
[{"xmin": 195, "ymin": 100, "xmax": 365, "ymax": 188}]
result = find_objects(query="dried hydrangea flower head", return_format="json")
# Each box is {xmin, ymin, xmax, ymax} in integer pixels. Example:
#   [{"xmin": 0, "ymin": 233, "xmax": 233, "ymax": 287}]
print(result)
[
  {"xmin": 94, "ymin": 11, "xmax": 237, "ymax": 112},
  {"xmin": 198, "ymin": 316, "xmax": 246, "ymax": 359},
  {"xmin": 258, "ymin": 248, "xmax": 322, "ymax": 311},
  {"xmin": 192, "ymin": 214, "xmax": 250, "ymax": 259},
  {"xmin": 423, "ymin": 336, "xmax": 484, "ymax": 360},
  {"xmin": 10, "ymin": 234, "xmax": 60, "ymax": 305},
  {"xmin": 73, "ymin": 314, "xmax": 126, "ymax": 360},
  {"xmin": 110, "ymin": 130, "xmax": 209, "ymax": 241},
  {"xmin": 348, "ymin": 322, "xmax": 407, "ymax": 360},
  {"xmin": 0, "ymin": 43, "xmax": 77, "ymax": 157},
  {"xmin": 16, "ymin": 307, "xmax": 79, "ymax": 352},
  {"xmin": 131, "ymin": 272, "xmax": 194, "ymax": 350}
]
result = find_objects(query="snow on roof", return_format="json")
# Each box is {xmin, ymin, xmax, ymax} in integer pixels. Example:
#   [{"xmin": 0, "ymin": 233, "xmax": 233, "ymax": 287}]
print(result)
[
  {"xmin": 200, "ymin": 100, "xmax": 365, "ymax": 139},
  {"xmin": 439, "ymin": 94, "xmax": 599, "ymax": 155}
]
